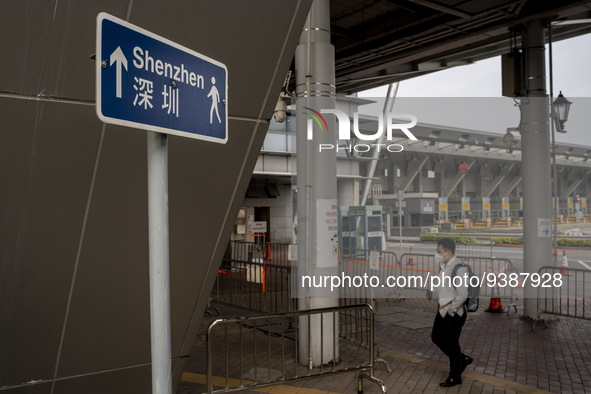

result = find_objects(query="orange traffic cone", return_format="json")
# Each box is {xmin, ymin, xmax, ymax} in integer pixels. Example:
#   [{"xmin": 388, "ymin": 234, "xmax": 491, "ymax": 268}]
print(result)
[
  {"xmin": 265, "ymin": 243, "xmax": 272, "ymax": 260},
  {"xmin": 407, "ymin": 245, "xmax": 415, "ymax": 265},
  {"xmin": 485, "ymin": 283, "xmax": 507, "ymax": 313},
  {"xmin": 561, "ymin": 250, "xmax": 569, "ymax": 275}
]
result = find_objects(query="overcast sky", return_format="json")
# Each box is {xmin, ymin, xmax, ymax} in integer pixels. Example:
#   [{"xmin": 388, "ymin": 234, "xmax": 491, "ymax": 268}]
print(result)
[{"xmin": 358, "ymin": 33, "xmax": 591, "ymax": 145}]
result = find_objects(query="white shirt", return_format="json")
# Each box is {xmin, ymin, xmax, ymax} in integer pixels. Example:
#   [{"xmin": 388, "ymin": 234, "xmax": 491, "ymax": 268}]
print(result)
[{"xmin": 432, "ymin": 256, "xmax": 468, "ymax": 317}]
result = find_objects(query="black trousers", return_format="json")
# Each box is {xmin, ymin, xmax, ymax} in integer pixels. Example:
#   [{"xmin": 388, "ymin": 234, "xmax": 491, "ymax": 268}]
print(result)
[{"xmin": 431, "ymin": 311, "xmax": 467, "ymax": 379}]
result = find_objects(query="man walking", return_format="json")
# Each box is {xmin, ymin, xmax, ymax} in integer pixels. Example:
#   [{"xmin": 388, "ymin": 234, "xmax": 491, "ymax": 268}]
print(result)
[{"xmin": 428, "ymin": 238, "xmax": 473, "ymax": 387}]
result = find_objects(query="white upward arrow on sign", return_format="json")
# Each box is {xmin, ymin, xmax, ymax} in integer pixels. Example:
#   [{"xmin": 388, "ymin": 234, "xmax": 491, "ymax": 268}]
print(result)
[{"xmin": 109, "ymin": 46, "xmax": 128, "ymax": 98}]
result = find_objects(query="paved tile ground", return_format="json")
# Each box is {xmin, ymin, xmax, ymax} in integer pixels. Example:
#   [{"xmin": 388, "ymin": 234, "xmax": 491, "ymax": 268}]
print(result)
[
  {"xmin": 177, "ymin": 298, "xmax": 591, "ymax": 394},
  {"xmin": 376, "ymin": 298, "xmax": 591, "ymax": 393}
]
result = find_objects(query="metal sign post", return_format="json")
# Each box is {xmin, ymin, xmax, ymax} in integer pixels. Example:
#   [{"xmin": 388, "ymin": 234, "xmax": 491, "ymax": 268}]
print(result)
[
  {"xmin": 96, "ymin": 13, "xmax": 228, "ymax": 393},
  {"xmin": 147, "ymin": 131, "xmax": 172, "ymax": 394}
]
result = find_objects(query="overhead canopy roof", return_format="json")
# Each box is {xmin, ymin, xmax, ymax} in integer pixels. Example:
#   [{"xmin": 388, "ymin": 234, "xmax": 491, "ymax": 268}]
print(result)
[{"xmin": 296, "ymin": 0, "xmax": 591, "ymax": 94}]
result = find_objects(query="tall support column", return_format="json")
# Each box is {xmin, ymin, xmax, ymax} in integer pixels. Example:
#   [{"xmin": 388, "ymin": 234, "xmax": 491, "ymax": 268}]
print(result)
[
  {"xmin": 519, "ymin": 20, "xmax": 552, "ymax": 319},
  {"xmin": 338, "ymin": 179, "xmax": 360, "ymax": 206},
  {"xmin": 295, "ymin": 0, "xmax": 339, "ymax": 367},
  {"xmin": 360, "ymin": 83, "xmax": 399, "ymax": 205}
]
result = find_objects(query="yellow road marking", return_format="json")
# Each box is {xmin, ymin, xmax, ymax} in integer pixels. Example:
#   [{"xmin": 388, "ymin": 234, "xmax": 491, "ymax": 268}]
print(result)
[{"xmin": 181, "ymin": 371, "xmax": 343, "ymax": 394}]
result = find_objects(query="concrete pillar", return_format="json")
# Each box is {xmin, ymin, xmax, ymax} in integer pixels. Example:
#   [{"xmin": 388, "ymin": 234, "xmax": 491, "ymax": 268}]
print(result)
[
  {"xmin": 295, "ymin": 0, "xmax": 339, "ymax": 367},
  {"xmin": 360, "ymin": 83, "xmax": 398, "ymax": 205},
  {"xmin": 338, "ymin": 179, "xmax": 360, "ymax": 206},
  {"xmin": 416, "ymin": 165, "xmax": 423, "ymax": 193},
  {"xmin": 519, "ymin": 20, "xmax": 552, "ymax": 319}
]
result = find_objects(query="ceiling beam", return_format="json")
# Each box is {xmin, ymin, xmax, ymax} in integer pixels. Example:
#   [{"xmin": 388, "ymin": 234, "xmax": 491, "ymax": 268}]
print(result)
[{"xmin": 405, "ymin": 0, "xmax": 473, "ymax": 19}]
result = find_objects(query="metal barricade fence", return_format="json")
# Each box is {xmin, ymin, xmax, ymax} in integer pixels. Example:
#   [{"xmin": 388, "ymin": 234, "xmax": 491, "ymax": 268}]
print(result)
[
  {"xmin": 205, "ymin": 304, "xmax": 386, "ymax": 394},
  {"xmin": 213, "ymin": 244, "xmax": 519, "ymax": 313},
  {"xmin": 457, "ymin": 255, "xmax": 518, "ymax": 299},
  {"xmin": 534, "ymin": 266, "xmax": 591, "ymax": 330},
  {"xmin": 212, "ymin": 241, "xmax": 295, "ymax": 313},
  {"xmin": 389, "ymin": 253, "xmax": 438, "ymax": 300},
  {"xmin": 339, "ymin": 248, "xmax": 399, "ymax": 305},
  {"xmin": 456, "ymin": 242, "xmax": 494, "ymax": 259},
  {"xmin": 213, "ymin": 261, "xmax": 294, "ymax": 314},
  {"xmin": 398, "ymin": 254, "xmax": 518, "ymax": 295},
  {"xmin": 341, "ymin": 253, "xmax": 519, "ymax": 302},
  {"xmin": 225, "ymin": 241, "xmax": 293, "ymax": 268}
]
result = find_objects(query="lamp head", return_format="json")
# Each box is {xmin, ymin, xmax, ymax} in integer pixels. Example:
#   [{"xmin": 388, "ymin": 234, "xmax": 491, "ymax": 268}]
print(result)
[{"xmin": 553, "ymin": 91, "xmax": 572, "ymax": 133}]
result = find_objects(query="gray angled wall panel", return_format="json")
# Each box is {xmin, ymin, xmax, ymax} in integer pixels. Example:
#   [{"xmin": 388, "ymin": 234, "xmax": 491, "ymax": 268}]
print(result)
[
  {"xmin": 0, "ymin": 98, "xmax": 102, "ymax": 385},
  {"xmin": 0, "ymin": 0, "xmax": 313, "ymax": 391}
]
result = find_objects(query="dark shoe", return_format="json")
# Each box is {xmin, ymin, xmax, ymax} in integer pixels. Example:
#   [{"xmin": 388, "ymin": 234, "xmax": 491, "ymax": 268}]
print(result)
[
  {"xmin": 460, "ymin": 355, "xmax": 473, "ymax": 373},
  {"xmin": 440, "ymin": 377, "xmax": 462, "ymax": 387}
]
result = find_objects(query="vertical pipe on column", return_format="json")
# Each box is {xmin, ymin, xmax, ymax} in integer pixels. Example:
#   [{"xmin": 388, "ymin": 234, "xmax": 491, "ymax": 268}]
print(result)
[{"xmin": 360, "ymin": 82, "xmax": 399, "ymax": 206}]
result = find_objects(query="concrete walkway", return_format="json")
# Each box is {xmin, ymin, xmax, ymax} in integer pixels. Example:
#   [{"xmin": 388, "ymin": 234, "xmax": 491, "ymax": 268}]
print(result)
[{"xmin": 177, "ymin": 298, "xmax": 591, "ymax": 394}]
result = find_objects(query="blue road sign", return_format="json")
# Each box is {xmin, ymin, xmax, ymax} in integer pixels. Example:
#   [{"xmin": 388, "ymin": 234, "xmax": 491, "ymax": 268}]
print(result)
[{"xmin": 96, "ymin": 13, "xmax": 228, "ymax": 143}]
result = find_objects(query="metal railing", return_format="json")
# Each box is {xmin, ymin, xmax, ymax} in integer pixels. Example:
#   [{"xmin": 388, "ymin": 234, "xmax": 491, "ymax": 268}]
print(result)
[
  {"xmin": 212, "ymin": 243, "xmax": 520, "ymax": 313},
  {"xmin": 205, "ymin": 304, "xmax": 386, "ymax": 394},
  {"xmin": 457, "ymin": 242, "xmax": 494, "ymax": 258},
  {"xmin": 395, "ymin": 253, "xmax": 519, "ymax": 300},
  {"xmin": 212, "ymin": 261, "xmax": 294, "ymax": 314},
  {"xmin": 533, "ymin": 265, "xmax": 591, "ymax": 330},
  {"xmin": 339, "ymin": 248, "xmax": 399, "ymax": 305},
  {"xmin": 226, "ymin": 241, "xmax": 292, "ymax": 267},
  {"xmin": 212, "ymin": 241, "xmax": 295, "ymax": 313}
]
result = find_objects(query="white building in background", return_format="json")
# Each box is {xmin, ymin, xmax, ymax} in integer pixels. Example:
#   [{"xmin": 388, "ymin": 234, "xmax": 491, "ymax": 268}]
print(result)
[{"xmin": 235, "ymin": 97, "xmax": 591, "ymax": 242}]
